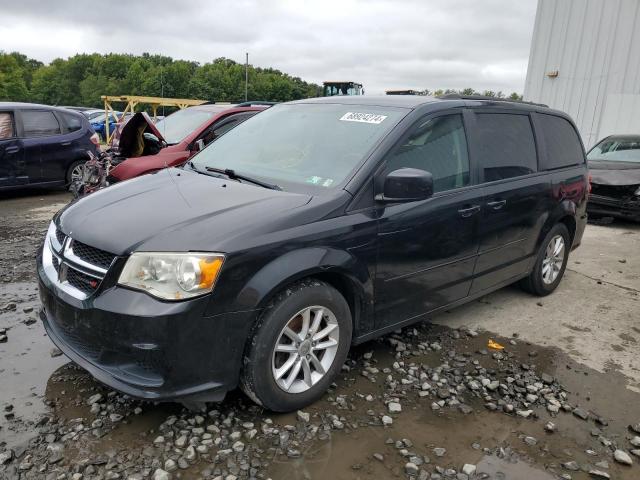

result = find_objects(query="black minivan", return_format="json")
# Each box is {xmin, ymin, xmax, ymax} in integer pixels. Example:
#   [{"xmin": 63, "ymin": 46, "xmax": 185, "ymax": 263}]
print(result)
[
  {"xmin": 37, "ymin": 95, "xmax": 588, "ymax": 411},
  {"xmin": 0, "ymin": 102, "xmax": 99, "ymax": 190}
]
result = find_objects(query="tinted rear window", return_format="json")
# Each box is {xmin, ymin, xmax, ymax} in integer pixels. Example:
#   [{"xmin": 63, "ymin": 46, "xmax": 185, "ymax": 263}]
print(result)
[
  {"xmin": 475, "ymin": 113, "xmax": 537, "ymax": 182},
  {"xmin": 61, "ymin": 112, "xmax": 83, "ymax": 133},
  {"xmin": 22, "ymin": 110, "xmax": 61, "ymax": 137},
  {"xmin": 539, "ymin": 114, "xmax": 584, "ymax": 169}
]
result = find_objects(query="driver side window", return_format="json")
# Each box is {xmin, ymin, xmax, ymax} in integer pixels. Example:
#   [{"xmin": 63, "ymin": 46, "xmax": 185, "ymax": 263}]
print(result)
[
  {"xmin": 386, "ymin": 114, "xmax": 470, "ymax": 193},
  {"xmin": 200, "ymin": 113, "xmax": 255, "ymax": 147}
]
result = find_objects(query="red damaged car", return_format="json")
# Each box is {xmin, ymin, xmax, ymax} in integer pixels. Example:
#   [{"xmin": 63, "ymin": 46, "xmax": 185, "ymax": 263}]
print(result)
[{"xmin": 107, "ymin": 103, "xmax": 271, "ymax": 183}]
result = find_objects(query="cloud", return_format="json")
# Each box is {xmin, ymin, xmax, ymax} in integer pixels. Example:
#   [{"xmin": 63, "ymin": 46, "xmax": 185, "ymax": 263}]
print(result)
[{"xmin": 0, "ymin": 0, "xmax": 537, "ymax": 94}]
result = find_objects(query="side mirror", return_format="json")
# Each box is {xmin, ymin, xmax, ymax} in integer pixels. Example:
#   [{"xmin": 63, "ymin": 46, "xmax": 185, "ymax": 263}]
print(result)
[
  {"xmin": 193, "ymin": 139, "xmax": 205, "ymax": 152},
  {"xmin": 377, "ymin": 168, "xmax": 433, "ymax": 202}
]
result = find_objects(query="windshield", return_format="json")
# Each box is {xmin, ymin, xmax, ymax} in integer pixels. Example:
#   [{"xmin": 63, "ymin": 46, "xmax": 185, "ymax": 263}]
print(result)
[
  {"xmin": 155, "ymin": 108, "xmax": 218, "ymax": 144},
  {"xmin": 190, "ymin": 103, "xmax": 407, "ymax": 191},
  {"xmin": 588, "ymin": 136, "xmax": 640, "ymax": 163}
]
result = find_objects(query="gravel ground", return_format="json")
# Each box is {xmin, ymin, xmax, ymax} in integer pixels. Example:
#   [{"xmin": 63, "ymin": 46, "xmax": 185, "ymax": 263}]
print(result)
[{"xmin": 1, "ymin": 189, "xmax": 639, "ymax": 480}]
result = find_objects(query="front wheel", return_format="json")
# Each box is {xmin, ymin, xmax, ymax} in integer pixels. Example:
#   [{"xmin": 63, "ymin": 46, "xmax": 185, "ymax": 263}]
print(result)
[
  {"xmin": 520, "ymin": 223, "xmax": 571, "ymax": 296},
  {"xmin": 241, "ymin": 279, "xmax": 352, "ymax": 412}
]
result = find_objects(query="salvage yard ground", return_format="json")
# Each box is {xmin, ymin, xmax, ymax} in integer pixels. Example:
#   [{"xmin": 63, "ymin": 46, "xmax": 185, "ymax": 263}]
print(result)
[{"xmin": 1, "ymin": 189, "xmax": 639, "ymax": 480}]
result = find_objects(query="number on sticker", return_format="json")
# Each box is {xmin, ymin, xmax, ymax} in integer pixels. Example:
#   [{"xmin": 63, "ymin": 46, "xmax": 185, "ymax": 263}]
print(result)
[{"xmin": 340, "ymin": 112, "xmax": 387, "ymax": 124}]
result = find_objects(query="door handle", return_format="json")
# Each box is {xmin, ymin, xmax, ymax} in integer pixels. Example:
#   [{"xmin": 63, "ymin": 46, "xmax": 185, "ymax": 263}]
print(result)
[
  {"xmin": 5, "ymin": 146, "xmax": 19, "ymax": 154},
  {"xmin": 60, "ymin": 142, "xmax": 71, "ymax": 146},
  {"xmin": 458, "ymin": 205, "xmax": 481, "ymax": 218},
  {"xmin": 486, "ymin": 199, "xmax": 507, "ymax": 210}
]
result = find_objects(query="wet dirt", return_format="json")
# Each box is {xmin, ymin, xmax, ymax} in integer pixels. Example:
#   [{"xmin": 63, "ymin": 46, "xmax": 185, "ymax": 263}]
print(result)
[
  {"xmin": 267, "ymin": 328, "xmax": 640, "ymax": 480},
  {"xmin": 1, "ymin": 191, "xmax": 640, "ymax": 479}
]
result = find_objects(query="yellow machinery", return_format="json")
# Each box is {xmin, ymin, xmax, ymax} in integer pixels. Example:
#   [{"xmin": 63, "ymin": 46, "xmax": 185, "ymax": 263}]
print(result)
[{"xmin": 101, "ymin": 95, "xmax": 207, "ymax": 143}]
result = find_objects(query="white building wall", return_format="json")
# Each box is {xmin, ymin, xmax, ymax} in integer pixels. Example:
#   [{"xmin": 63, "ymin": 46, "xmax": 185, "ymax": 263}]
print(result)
[{"xmin": 524, "ymin": 0, "xmax": 640, "ymax": 149}]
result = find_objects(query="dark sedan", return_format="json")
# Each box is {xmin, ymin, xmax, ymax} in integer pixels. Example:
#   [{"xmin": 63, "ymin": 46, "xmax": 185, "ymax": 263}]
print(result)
[
  {"xmin": 587, "ymin": 135, "xmax": 640, "ymax": 221},
  {"xmin": 0, "ymin": 102, "xmax": 100, "ymax": 191}
]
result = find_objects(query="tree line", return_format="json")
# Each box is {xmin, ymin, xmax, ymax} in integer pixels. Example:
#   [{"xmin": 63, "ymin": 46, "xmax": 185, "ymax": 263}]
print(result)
[
  {"xmin": 0, "ymin": 51, "xmax": 321, "ymax": 107},
  {"xmin": 0, "ymin": 51, "xmax": 523, "ymax": 107},
  {"xmin": 419, "ymin": 88, "xmax": 523, "ymax": 100}
]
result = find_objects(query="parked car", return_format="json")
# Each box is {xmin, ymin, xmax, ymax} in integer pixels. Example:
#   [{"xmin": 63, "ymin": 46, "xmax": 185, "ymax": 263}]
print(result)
[
  {"xmin": 104, "ymin": 103, "xmax": 269, "ymax": 183},
  {"xmin": 83, "ymin": 110, "xmax": 123, "ymax": 141},
  {"xmin": 586, "ymin": 135, "xmax": 640, "ymax": 221},
  {"xmin": 0, "ymin": 102, "xmax": 99, "ymax": 190},
  {"xmin": 37, "ymin": 95, "xmax": 588, "ymax": 411},
  {"xmin": 60, "ymin": 106, "xmax": 92, "ymax": 112}
]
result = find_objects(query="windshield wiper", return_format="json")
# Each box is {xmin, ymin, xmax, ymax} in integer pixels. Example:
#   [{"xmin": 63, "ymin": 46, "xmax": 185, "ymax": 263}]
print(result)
[
  {"xmin": 186, "ymin": 161, "xmax": 212, "ymax": 176},
  {"xmin": 205, "ymin": 167, "xmax": 281, "ymax": 190}
]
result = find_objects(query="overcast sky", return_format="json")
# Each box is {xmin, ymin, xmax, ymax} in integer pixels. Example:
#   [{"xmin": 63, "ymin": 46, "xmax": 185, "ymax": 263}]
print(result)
[{"xmin": 0, "ymin": 0, "xmax": 538, "ymax": 95}]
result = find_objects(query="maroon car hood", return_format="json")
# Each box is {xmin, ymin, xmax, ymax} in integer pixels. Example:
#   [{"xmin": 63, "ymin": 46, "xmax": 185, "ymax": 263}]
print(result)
[{"xmin": 110, "ymin": 112, "xmax": 166, "ymax": 154}]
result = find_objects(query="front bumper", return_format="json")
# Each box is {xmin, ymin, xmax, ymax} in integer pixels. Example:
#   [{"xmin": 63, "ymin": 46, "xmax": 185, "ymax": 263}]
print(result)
[
  {"xmin": 587, "ymin": 194, "xmax": 640, "ymax": 221},
  {"xmin": 37, "ymin": 251, "xmax": 257, "ymax": 402}
]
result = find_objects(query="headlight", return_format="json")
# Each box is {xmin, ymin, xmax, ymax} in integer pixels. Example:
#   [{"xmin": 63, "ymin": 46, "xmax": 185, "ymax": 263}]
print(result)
[
  {"xmin": 635, "ymin": 186, "xmax": 640, "ymax": 196},
  {"xmin": 118, "ymin": 252, "xmax": 225, "ymax": 300}
]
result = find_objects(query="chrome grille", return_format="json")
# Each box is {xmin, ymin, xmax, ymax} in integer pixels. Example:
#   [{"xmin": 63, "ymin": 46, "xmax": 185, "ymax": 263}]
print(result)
[
  {"xmin": 43, "ymin": 222, "xmax": 116, "ymax": 300},
  {"xmin": 66, "ymin": 268, "xmax": 99, "ymax": 295},
  {"xmin": 55, "ymin": 228, "xmax": 66, "ymax": 246},
  {"xmin": 71, "ymin": 241, "xmax": 116, "ymax": 270}
]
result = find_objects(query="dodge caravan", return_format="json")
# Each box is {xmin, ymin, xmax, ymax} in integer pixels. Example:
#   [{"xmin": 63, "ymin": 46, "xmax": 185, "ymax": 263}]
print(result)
[{"xmin": 37, "ymin": 95, "xmax": 588, "ymax": 411}]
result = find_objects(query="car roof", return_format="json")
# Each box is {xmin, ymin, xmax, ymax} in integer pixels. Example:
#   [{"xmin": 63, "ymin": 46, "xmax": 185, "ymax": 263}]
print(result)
[
  {"xmin": 598, "ymin": 134, "xmax": 640, "ymax": 141},
  {"xmin": 0, "ymin": 101, "xmax": 85, "ymax": 112},
  {"xmin": 286, "ymin": 95, "xmax": 562, "ymax": 115},
  {"xmin": 189, "ymin": 104, "xmax": 239, "ymax": 112},
  {"xmin": 289, "ymin": 95, "xmax": 438, "ymax": 108}
]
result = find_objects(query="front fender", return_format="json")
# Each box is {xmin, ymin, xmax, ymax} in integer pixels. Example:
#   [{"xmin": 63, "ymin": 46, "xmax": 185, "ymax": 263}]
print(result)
[{"xmin": 234, "ymin": 247, "xmax": 374, "ymax": 332}]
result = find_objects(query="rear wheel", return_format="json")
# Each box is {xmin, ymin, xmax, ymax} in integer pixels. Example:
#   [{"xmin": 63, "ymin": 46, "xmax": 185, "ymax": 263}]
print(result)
[
  {"xmin": 66, "ymin": 160, "xmax": 86, "ymax": 185},
  {"xmin": 241, "ymin": 279, "xmax": 352, "ymax": 412},
  {"xmin": 520, "ymin": 223, "xmax": 570, "ymax": 296}
]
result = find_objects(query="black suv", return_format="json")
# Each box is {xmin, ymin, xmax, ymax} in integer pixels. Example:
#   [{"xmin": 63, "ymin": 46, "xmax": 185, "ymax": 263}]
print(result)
[
  {"xmin": 0, "ymin": 102, "xmax": 99, "ymax": 190},
  {"xmin": 37, "ymin": 95, "xmax": 588, "ymax": 411}
]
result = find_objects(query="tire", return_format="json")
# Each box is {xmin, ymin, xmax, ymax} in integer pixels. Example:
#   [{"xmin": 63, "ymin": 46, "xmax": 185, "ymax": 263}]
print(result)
[
  {"xmin": 66, "ymin": 160, "xmax": 86, "ymax": 186},
  {"xmin": 520, "ymin": 223, "xmax": 571, "ymax": 296},
  {"xmin": 241, "ymin": 279, "xmax": 352, "ymax": 412}
]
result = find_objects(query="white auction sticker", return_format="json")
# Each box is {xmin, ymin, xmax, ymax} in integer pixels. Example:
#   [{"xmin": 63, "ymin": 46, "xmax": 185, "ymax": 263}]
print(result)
[{"xmin": 339, "ymin": 112, "xmax": 387, "ymax": 124}]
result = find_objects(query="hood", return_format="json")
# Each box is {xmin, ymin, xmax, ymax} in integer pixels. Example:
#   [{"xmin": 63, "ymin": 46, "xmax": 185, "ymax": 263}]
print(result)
[
  {"xmin": 588, "ymin": 160, "xmax": 640, "ymax": 186},
  {"xmin": 110, "ymin": 112, "xmax": 166, "ymax": 156},
  {"xmin": 57, "ymin": 169, "xmax": 312, "ymax": 255}
]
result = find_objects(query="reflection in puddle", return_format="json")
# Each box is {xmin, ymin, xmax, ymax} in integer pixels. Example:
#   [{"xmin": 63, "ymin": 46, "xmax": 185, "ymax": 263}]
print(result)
[
  {"xmin": 0, "ymin": 282, "xmax": 67, "ymax": 449},
  {"xmin": 476, "ymin": 455, "xmax": 555, "ymax": 480}
]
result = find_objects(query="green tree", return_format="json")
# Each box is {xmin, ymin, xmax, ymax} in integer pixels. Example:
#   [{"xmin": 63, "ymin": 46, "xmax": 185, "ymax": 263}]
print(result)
[{"xmin": 0, "ymin": 54, "xmax": 29, "ymax": 101}]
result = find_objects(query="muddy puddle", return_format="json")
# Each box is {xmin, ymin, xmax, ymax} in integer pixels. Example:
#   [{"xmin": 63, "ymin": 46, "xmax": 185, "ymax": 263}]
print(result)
[
  {"xmin": 0, "ymin": 282, "xmax": 67, "ymax": 448},
  {"xmin": 267, "ymin": 328, "xmax": 640, "ymax": 479}
]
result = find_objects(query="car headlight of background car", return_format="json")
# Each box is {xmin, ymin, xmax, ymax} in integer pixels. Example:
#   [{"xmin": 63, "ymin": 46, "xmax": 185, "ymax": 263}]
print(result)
[{"xmin": 118, "ymin": 252, "xmax": 225, "ymax": 300}]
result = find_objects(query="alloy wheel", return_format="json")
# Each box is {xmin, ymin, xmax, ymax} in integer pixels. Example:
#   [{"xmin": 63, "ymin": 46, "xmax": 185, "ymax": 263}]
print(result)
[
  {"xmin": 541, "ymin": 234, "xmax": 565, "ymax": 284},
  {"xmin": 271, "ymin": 305, "xmax": 340, "ymax": 394},
  {"xmin": 70, "ymin": 163, "xmax": 85, "ymax": 182}
]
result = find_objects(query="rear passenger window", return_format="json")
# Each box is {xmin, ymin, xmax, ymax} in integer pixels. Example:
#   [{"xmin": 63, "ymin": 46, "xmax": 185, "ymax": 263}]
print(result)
[
  {"xmin": 475, "ymin": 113, "xmax": 537, "ymax": 182},
  {"xmin": 0, "ymin": 112, "xmax": 14, "ymax": 139},
  {"xmin": 61, "ymin": 112, "xmax": 82, "ymax": 133},
  {"xmin": 22, "ymin": 110, "xmax": 61, "ymax": 137},
  {"xmin": 538, "ymin": 114, "xmax": 584, "ymax": 169},
  {"xmin": 385, "ymin": 114, "xmax": 470, "ymax": 193}
]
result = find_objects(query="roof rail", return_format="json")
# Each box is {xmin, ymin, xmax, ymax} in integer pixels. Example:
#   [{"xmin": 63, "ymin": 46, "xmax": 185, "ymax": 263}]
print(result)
[
  {"xmin": 437, "ymin": 94, "xmax": 548, "ymax": 108},
  {"xmin": 234, "ymin": 101, "xmax": 278, "ymax": 107}
]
